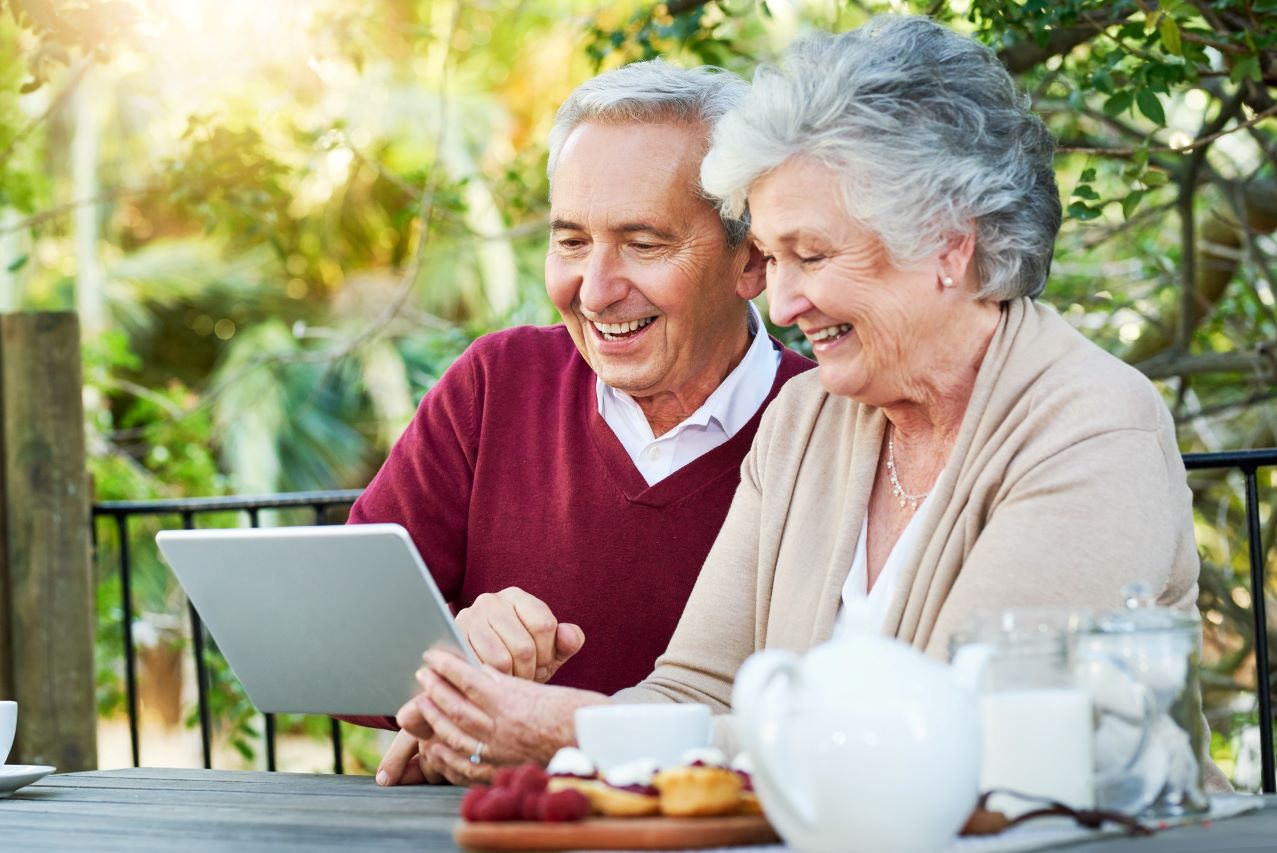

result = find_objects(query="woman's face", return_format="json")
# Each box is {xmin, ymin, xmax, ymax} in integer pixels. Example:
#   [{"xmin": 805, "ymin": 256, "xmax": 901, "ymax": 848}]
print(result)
[{"xmin": 748, "ymin": 158, "xmax": 961, "ymax": 407}]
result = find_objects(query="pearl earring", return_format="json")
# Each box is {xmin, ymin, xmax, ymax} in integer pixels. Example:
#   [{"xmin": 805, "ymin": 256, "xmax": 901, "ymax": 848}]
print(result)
[{"xmin": 941, "ymin": 274, "xmax": 954, "ymax": 287}]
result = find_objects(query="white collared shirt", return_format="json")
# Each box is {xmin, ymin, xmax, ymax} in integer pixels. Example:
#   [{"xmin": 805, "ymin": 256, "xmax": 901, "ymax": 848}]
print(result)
[{"xmin": 597, "ymin": 303, "xmax": 780, "ymax": 486}]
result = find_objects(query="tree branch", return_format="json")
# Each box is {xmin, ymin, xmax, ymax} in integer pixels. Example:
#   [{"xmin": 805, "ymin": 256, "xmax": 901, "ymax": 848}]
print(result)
[
  {"xmin": 997, "ymin": 3, "xmax": 1136, "ymax": 74},
  {"xmin": 1137, "ymin": 346, "xmax": 1277, "ymax": 381},
  {"xmin": 0, "ymin": 184, "xmax": 159, "ymax": 236},
  {"xmin": 0, "ymin": 59, "xmax": 93, "ymax": 172},
  {"xmin": 1178, "ymin": 91, "xmax": 1248, "ymax": 350},
  {"xmin": 1057, "ymin": 103, "xmax": 1277, "ymax": 155}
]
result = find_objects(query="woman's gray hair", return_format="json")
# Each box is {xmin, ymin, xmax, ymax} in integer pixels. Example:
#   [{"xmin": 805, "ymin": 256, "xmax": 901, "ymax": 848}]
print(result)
[
  {"xmin": 702, "ymin": 16, "xmax": 1061, "ymax": 300},
  {"xmin": 547, "ymin": 59, "xmax": 751, "ymax": 248}
]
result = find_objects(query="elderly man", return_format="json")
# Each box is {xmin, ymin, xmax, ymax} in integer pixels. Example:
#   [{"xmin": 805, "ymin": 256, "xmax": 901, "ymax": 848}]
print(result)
[{"xmin": 350, "ymin": 60, "xmax": 811, "ymax": 785}]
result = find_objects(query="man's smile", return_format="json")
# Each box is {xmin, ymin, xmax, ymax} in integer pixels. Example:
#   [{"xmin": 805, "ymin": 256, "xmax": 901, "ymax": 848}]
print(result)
[{"xmin": 590, "ymin": 316, "xmax": 657, "ymax": 342}]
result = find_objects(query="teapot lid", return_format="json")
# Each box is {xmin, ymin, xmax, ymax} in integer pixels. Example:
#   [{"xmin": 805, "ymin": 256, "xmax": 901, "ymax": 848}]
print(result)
[{"xmin": 1094, "ymin": 582, "xmax": 1200, "ymax": 634}]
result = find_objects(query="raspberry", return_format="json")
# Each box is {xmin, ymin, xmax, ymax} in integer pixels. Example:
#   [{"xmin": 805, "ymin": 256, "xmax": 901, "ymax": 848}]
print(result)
[
  {"xmin": 510, "ymin": 763, "xmax": 550, "ymax": 794},
  {"xmin": 459, "ymin": 786, "xmax": 489, "ymax": 822},
  {"xmin": 473, "ymin": 787, "xmax": 522, "ymax": 821},
  {"xmin": 519, "ymin": 791, "xmax": 545, "ymax": 821},
  {"xmin": 539, "ymin": 788, "xmax": 590, "ymax": 822},
  {"xmin": 491, "ymin": 766, "xmax": 519, "ymax": 789}
]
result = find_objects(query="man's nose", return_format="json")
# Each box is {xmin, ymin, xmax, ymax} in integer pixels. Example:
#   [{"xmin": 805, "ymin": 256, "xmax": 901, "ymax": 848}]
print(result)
[
  {"xmin": 766, "ymin": 264, "xmax": 814, "ymax": 328},
  {"xmin": 578, "ymin": 244, "xmax": 628, "ymax": 314}
]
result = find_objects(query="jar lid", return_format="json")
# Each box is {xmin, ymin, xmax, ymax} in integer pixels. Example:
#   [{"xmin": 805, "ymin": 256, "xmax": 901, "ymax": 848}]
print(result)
[
  {"xmin": 953, "ymin": 607, "xmax": 1094, "ymax": 654},
  {"xmin": 1093, "ymin": 582, "xmax": 1200, "ymax": 634}
]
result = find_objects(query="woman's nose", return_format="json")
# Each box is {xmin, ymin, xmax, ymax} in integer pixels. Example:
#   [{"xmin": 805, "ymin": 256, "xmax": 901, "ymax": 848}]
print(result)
[{"xmin": 766, "ymin": 265, "xmax": 814, "ymax": 328}]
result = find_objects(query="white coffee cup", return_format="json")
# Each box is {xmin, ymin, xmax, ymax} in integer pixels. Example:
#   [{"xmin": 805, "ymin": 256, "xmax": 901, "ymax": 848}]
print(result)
[
  {"xmin": 575, "ymin": 703, "xmax": 711, "ymax": 772},
  {"xmin": 0, "ymin": 701, "xmax": 16, "ymax": 766}
]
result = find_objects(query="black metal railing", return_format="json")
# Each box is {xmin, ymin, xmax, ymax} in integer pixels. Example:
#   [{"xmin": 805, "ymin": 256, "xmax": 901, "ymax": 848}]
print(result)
[
  {"xmin": 92, "ymin": 449, "xmax": 1277, "ymax": 790},
  {"xmin": 1182, "ymin": 448, "xmax": 1277, "ymax": 794},
  {"xmin": 91, "ymin": 489, "xmax": 363, "ymax": 774}
]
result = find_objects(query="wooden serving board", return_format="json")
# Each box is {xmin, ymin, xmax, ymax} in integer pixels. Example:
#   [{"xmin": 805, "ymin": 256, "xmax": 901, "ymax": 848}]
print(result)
[{"xmin": 454, "ymin": 814, "xmax": 780, "ymax": 850}]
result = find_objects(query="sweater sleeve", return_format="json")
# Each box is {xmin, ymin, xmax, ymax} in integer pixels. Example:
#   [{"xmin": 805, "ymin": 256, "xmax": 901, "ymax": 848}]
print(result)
[
  {"xmin": 338, "ymin": 346, "xmax": 481, "ymax": 731},
  {"xmin": 926, "ymin": 425, "xmax": 1199, "ymax": 655},
  {"xmin": 612, "ymin": 413, "xmax": 769, "ymax": 711},
  {"xmin": 346, "ymin": 344, "xmax": 482, "ymax": 603}
]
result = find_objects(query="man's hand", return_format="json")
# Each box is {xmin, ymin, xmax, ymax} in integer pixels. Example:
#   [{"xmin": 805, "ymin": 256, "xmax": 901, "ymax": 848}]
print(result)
[
  {"xmin": 375, "ymin": 728, "xmax": 446, "ymax": 787},
  {"xmin": 455, "ymin": 587, "xmax": 585, "ymax": 682}
]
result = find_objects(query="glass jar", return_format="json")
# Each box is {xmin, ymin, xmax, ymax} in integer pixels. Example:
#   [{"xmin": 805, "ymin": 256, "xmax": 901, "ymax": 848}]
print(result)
[
  {"xmin": 952, "ymin": 609, "xmax": 1101, "ymax": 818},
  {"xmin": 1077, "ymin": 584, "xmax": 1209, "ymax": 817}
]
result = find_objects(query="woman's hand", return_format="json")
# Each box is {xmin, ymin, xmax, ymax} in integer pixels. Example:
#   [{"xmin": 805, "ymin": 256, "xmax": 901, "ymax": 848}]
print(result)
[
  {"xmin": 455, "ymin": 587, "xmax": 585, "ymax": 682},
  {"xmin": 395, "ymin": 648, "xmax": 609, "ymax": 785}
]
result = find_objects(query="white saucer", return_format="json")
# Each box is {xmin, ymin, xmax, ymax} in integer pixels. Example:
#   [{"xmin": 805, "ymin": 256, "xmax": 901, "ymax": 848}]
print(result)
[{"xmin": 0, "ymin": 765, "xmax": 55, "ymax": 797}]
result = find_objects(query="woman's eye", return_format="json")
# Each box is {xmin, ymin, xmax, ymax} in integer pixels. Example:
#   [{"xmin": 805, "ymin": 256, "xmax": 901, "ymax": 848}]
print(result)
[{"xmin": 800, "ymin": 255, "xmax": 825, "ymax": 266}]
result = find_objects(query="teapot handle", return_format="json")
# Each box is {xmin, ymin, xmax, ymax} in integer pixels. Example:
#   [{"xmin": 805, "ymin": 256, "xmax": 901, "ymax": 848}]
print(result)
[{"xmin": 732, "ymin": 650, "xmax": 817, "ymax": 833}]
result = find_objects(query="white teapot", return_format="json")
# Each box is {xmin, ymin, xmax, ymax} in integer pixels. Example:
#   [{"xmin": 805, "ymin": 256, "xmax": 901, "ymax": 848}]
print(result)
[{"xmin": 733, "ymin": 633, "xmax": 981, "ymax": 853}]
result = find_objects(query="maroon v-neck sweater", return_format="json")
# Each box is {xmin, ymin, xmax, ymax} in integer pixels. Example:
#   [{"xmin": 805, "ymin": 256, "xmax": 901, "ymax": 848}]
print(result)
[{"xmin": 348, "ymin": 325, "xmax": 811, "ymax": 709}]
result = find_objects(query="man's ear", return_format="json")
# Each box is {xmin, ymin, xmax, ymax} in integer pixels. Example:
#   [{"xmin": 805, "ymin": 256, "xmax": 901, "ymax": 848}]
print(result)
[{"xmin": 735, "ymin": 243, "xmax": 767, "ymax": 300}]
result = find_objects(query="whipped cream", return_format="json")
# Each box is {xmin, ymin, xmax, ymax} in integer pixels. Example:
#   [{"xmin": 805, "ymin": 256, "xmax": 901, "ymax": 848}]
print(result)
[
  {"xmin": 546, "ymin": 747, "xmax": 596, "ymax": 777},
  {"xmin": 603, "ymin": 758, "xmax": 659, "ymax": 788},
  {"xmin": 681, "ymin": 747, "xmax": 727, "ymax": 767},
  {"xmin": 730, "ymin": 752, "xmax": 754, "ymax": 775}
]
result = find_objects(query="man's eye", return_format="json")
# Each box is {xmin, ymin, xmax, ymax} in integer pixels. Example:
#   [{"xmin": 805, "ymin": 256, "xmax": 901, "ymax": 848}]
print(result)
[
  {"xmin": 630, "ymin": 242, "xmax": 660, "ymax": 251},
  {"xmin": 557, "ymin": 239, "xmax": 586, "ymax": 250}
]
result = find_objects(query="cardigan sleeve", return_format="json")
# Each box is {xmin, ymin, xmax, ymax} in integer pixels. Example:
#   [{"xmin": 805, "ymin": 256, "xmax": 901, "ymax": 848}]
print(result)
[
  {"xmin": 924, "ymin": 425, "xmax": 1199, "ymax": 657},
  {"xmin": 346, "ymin": 344, "xmax": 482, "ymax": 603},
  {"xmin": 612, "ymin": 423, "xmax": 768, "ymax": 711}
]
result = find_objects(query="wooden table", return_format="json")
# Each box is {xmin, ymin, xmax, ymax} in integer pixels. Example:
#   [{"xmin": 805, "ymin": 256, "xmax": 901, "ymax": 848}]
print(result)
[
  {"xmin": 1, "ymin": 768, "xmax": 463, "ymax": 852},
  {"xmin": 2, "ymin": 768, "xmax": 1275, "ymax": 852}
]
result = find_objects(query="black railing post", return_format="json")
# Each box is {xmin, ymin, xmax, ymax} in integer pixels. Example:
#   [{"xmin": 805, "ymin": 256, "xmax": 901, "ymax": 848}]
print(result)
[
  {"xmin": 115, "ymin": 514, "xmax": 140, "ymax": 768},
  {"xmin": 1243, "ymin": 468, "xmax": 1275, "ymax": 794},
  {"xmin": 247, "ymin": 507, "xmax": 278, "ymax": 772},
  {"xmin": 182, "ymin": 510, "xmax": 213, "ymax": 771},
  {"xmin": 330, "ymin": 719, "xmax": 344, "ymax": 776},
  {"xmin": 314, "ymin": 502, "xmax": 345, "ymax": 775}
]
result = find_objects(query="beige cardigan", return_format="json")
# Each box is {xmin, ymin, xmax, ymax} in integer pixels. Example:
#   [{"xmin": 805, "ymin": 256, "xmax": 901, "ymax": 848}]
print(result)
[{"xmin": 615, "ymin": 298, "xmax": 1220, "ymax": 782}]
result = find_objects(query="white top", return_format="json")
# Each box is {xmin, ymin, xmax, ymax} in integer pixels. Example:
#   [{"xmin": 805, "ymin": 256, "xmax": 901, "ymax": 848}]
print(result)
[
  {"xmin": 596, "ymin": 303, "xmax": 780, "ymax": 486},
  {"xmin": 830, "ymin": 491, "xmax": 935, "ymax": 639}
]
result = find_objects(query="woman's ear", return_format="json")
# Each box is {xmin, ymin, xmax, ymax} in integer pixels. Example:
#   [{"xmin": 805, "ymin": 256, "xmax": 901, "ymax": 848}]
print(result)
[
  {"xmin": 938, "ymin": 230, "xmax": 977, "ymax": 288},
  {"xmin": 735, "ymin": 243, "xmax": 767, "ymax": 300}
]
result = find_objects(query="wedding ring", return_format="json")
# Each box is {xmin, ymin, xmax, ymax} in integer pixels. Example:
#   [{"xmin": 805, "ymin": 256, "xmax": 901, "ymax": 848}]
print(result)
[{"xmin": 469, "ymin": 741, "xmax": 485, "ymax": 765}]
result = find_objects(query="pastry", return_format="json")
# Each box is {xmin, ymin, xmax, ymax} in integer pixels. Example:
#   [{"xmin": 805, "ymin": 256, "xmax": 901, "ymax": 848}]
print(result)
[
  {"xmin": 653, "ymin": 765, "xmax": 742, "ymax": 816},
  {"xmin": 730, "ymin": 751, "xmax": 763, "ymax": 815},
  {"xmin": 588, "ymin": 758, "xmax": 661, "ymax": 817},
  {"xmin": 545, "ymin": 747, "xmax": 600, "ymax": 800},
  {"xmin": 653, "ymin": 748, "xmax": 742, "ymax": 817}
]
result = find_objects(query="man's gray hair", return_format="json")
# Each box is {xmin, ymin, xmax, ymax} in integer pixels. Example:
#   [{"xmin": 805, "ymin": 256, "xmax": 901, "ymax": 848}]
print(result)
[
  {"xmin": 701, "ymin": 16, "xmax": 1061, "ymax": 300},
  {"xmin": 547, "ymin": 59, "xmax": 751, "ymax": 248}
]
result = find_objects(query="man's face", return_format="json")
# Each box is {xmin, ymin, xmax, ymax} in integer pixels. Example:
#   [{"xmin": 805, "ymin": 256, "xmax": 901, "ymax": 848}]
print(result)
[{"xmin": 546, "ymin": 120, "xmax": 754, "ymax": 404}]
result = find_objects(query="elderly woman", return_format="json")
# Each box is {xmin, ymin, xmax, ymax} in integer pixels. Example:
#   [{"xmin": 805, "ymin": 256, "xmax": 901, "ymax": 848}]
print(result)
[{"xmin": 399, "ymin": 15, "xmax": 1209, "ymax": 786}]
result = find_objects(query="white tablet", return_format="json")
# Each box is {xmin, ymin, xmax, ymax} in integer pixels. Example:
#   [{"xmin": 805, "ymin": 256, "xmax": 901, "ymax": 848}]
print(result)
[{"xmin": 156, "ymin": 523, "xmax": 478, "ymax": 716}]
